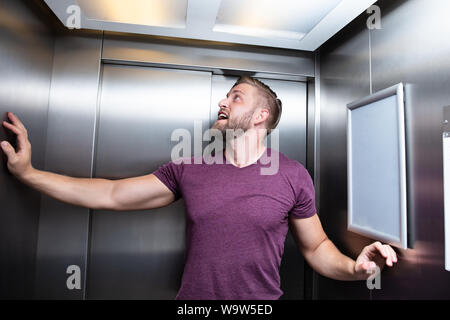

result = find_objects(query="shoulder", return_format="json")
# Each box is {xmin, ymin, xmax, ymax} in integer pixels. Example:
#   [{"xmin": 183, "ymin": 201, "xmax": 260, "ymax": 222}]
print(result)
[
  {"xmin": 266, "ymin": 149, "xmax": 313, "ymax": 193},
  {"xmin": 155, "ymin": 155, "xmax": 193, "ymax": 175},
  {"xmin": 267, "ymin": 148, "xmax": 308, "ymax": 174}
]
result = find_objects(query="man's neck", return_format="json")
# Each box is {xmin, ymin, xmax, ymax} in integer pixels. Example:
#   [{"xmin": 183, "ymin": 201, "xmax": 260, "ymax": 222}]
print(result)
[{"xmin": 224, "ymin": 130, "xmax": 266, "ymax": 168}]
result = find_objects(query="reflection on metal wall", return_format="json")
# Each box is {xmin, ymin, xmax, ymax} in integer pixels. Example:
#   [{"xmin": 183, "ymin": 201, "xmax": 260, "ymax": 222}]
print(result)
[
  {"xmin": 370, "ymin": 0, "xmax": 450, "ymax": 299},
  {"xmin": 102, "ymin": 32, "xmax": 315, "ymax": 79},
  {"xmin": 318, "ymin": 0, "xmax": 450, "ymax": 299},
  {"xmin": 34, "ymin": 33, "xmax": 103, "ymax": 299},
  {"xmin": 317, "ymin": 13, "xmax": 373, "ymax": 300},
  {"xmin": 0, "ymin": 0, "xmax": 54, "ymax": 299}
]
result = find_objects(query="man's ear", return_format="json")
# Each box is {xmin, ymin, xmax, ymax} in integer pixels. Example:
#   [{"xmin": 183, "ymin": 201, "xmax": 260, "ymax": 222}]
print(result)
[{"xmin": 254, "ymin": 108, "xmax": 270, "ymax": 126}]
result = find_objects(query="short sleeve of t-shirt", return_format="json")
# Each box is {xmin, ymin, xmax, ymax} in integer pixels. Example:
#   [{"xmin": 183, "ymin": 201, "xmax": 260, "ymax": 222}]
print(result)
[
  {"xmin": 288, "ymin": 163, "xmax": 317, "ymax": 219},
  {"xmin": 152, "ymin": 161, "xmax": 183, "ymax": 200}
]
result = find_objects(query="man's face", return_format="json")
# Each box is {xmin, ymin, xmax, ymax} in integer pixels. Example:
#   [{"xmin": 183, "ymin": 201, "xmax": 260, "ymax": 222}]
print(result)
[{"xmin": 212, "ymin": 83, "xmax": 259, "ymax": 134}]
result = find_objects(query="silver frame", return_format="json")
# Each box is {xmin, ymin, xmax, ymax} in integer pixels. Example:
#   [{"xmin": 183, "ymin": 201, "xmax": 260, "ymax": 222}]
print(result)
[
  {"xmin": 347, "ymin": 83, "xmax": 407, "ymax": 249},
  {"xmin": 443, "ymin": 132, "xmax": 450, "ymax": 271}
]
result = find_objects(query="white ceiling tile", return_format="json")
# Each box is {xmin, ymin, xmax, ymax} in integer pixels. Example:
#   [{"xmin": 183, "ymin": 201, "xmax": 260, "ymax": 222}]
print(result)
[
  {"xmin": 76, "ymin": 0, "xmax": 187, "ymax": 28},
  {"xmin": 215, "ymin": 0, "xmax": 342, "ymax": 38}
]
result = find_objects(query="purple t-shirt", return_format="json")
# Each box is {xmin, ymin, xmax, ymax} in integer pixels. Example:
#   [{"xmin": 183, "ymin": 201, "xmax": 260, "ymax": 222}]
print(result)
[{"xmin": 153, "ymin": 148, "xmax": 316, "ymax": 300}]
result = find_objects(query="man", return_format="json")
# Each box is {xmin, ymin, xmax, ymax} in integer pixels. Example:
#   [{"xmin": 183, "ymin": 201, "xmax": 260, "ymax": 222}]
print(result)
[{"xmin": 1, "ymin": 76, "xmax": 397, "ymax": 300}]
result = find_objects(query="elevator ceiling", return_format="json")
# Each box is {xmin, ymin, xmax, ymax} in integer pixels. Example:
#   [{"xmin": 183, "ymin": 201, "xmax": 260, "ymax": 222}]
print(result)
[{"xmin": 43, "ymin": 0, "xmax": 377, "ymax": 51}]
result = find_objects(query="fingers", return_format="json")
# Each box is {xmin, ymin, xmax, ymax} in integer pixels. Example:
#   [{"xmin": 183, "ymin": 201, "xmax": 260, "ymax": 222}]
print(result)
[
  {"xmin": 2, "ymin": 113, "xmax": 29, "ymax": 151},
  {"xmin": 8, "ymin": 112, "xmax": 26, "ymax": 131},
  {"xmin": 386, "ymin": 245, "xmax": 398, "ymax": 264},
  {"xmin": 372, "ymin": 241, "xmax": 397, "ymax": 267},
  {"xmin": 0, "ymin": 140, "xmax": 17, "ymax": 161},
  {"xmin": 361, "ymin": 261, "xmax": 377, "ymax": 271},
  {"xmin": 382, "ymin": 245, "xmax": 397, "ymax": 267},
  {"xmin": 355, "ymin": 261, "xmax": 378, "ymax": 281},
  {"xmin": 2, "ymin": 120, "xmax": 21, "ymax": 135},
  {"xmin": 3, "ymin": 112, "xmax": 27, "ymax": 136}
]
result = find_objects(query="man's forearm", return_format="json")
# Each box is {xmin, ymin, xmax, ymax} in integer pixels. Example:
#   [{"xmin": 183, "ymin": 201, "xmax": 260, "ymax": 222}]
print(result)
[
  {"xmin": 19, "ymin": 167, "xmax": 114, "ymax": 210},
  {"xmin": 306, "ymin": 238, "xmax": 360, "ymax": 281}
]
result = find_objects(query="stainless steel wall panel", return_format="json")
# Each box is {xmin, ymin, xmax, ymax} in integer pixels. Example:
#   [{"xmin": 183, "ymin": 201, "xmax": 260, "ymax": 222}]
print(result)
[
  {"xmin": 102, "ymin": 32, "xmax": 314, "ymax": 77},
  {"xmin": 305, "ymin": 77, "xmax": 316, "ymax": 300},
  {"xmin": 87, "ymin": 65, "xmax": 212, "ymax": 299},
  {"xmin": 318, "ymin": 14, "xmax": 373, "ymax": 300},
  {"xmin": 318, "ymin": 0, "xmax": 450, "ymax": 299},
  {"xmin": 370, "ymin": 0, "xmax": 450, "ymax": 299},
  {"xmin": 34, "ymin": 33, "xmax": 102, "ymax": 299},
  {"xmin": 0, "ymin": 0, "xmax": 54, "ymax": 299},
  {"xmin": 306, "ymin": 78, "xmax": 316, "ymax": 179}
]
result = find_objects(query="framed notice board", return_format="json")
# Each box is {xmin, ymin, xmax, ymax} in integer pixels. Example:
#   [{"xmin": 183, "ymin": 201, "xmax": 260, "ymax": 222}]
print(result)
[{"xmin": 347, "ymin": 83, "xmax": 408, "ymax": 249}]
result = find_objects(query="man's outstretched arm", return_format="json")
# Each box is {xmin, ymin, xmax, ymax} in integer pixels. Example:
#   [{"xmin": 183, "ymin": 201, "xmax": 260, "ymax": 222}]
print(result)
[
  {"xmin": 1, "ymin": 112, "xmax": 175, "ymax": 211},
  {"xmin": 289, "ymin": 213, "xmax": 398, "ymax": 281}
]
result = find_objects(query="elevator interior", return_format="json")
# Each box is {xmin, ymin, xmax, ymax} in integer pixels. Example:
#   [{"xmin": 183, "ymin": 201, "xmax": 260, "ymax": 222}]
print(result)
[{"xmin": 1, "ymin": 0, "xmax": 450, "ymax": 300}]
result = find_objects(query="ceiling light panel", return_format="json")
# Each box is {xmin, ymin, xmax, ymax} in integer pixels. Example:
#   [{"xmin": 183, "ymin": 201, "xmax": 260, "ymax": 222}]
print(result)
[
  {"xmin": 214, "ymin": 0, "xmax": 343, "ymax": 39},
  {"xmin": 76, "ymin": 0, "xmax": 187, "ymax": 28}
]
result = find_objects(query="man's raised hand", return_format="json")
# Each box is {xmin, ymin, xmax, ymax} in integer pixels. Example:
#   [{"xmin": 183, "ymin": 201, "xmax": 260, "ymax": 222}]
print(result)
[
  {"xmin": 354, "ymin": 241, "xmax": 398, "ymax": 280},
  {"xmin": 1, "ymin": 112, "xmax": 33, "ymax": 179}
]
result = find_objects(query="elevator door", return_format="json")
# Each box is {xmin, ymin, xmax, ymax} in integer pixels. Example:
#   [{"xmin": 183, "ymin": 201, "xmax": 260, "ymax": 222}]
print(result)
[
  {"xmin": 87, "ymin": 66, "xmax": 308, "ymax": 299},
  {"xmin": 211, "ymin": 75, "xmax": 308, "ymax": 299},
  {"xmin": 87, "ymin": 65, "xmax": 212, "ymax": 299}
]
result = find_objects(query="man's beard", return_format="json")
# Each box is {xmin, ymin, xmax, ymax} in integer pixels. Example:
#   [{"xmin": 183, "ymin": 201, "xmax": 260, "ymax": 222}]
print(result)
[
  {"xmin": 212, "ymin": 109, "xmax": 254, "ymax": 137},
  {"xmin": 211, "ymin": 110, "xmax": 254, "ymax": 149}
]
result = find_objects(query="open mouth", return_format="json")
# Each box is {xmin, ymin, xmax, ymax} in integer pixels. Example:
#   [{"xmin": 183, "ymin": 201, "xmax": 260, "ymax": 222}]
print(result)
[{"xmin": 218, "ymin": 111, "xmax": 228, "ymax": 120}]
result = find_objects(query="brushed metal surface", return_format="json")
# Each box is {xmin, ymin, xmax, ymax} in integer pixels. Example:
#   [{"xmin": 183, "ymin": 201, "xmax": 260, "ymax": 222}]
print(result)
[
  {"xmin": 210, "ymin": 75, "xmax": 308, "ymax": 299},
  {"xmin": 317, "ymin": 13, "xmax": 373, "ymax": 300},
  {"xmin": 34, "ymin": 33, "xmax": 103, "ymax": 299},
  {"xmin": 87, "ymin": 65, "xmax": 211, "ymax": 299},
  {"xmin": 307, "ymin": 77, "xmax": 316, "ymax": 180},
  {"xmin": 317, "ymin": 0, "xmax": 450, "ymax": 299},
  {"xmin": 0, "ymin": 0, "xmax": 54, "ymax": 299},
  {"xmin": 304, "ymin": 76, "xmax": 316, "ymax": 300},
  {"xmin": 370, "ymin": 0, "xmax": 450, "ymax": 299},
  {"xmin": 102, "ymin": 32, "xmax": 315, "ymax": 77}
]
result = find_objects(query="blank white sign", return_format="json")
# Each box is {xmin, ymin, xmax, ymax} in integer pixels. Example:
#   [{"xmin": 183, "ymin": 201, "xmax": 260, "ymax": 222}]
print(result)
[{"xmin": 347, "ymin": 83, "xmax": 407, "ymax": 249}]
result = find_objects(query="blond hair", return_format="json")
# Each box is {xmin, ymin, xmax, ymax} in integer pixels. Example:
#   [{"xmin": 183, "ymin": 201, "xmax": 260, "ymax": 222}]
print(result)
[{"xmin": 232, "ymin": 76, "xmax": 282, "ymax": 133}]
